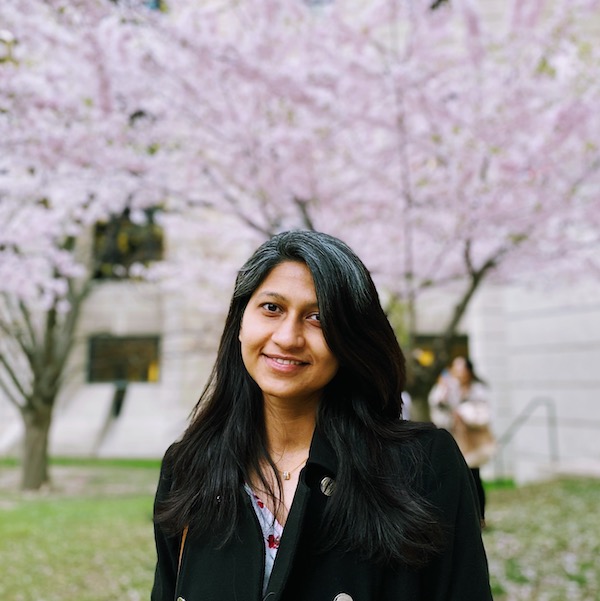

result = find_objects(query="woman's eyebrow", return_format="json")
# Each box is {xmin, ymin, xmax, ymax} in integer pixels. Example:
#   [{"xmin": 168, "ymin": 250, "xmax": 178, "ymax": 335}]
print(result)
[
  {"xmin": 257, "ymin": 291, "xmax": 319, "ymax": 309},
  {"xmin": 257, "ymin": 291, "xmax": 287, "ymax": 301}
]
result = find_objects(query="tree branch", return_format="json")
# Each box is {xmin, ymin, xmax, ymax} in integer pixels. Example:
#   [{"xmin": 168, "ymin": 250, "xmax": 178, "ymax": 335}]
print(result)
[
  {"xmin": 0, "ymin": 371, "xmax": 24, "ymax": 411},
  {"xmin": 0, "ymin": 296, "xmax": 35, "ymax": 359},
  {"xmin": 53, "ymin": 278, "xmax": 92, "ymax": 386},
  {"xmin": 293, "ymin": 197, "xmax": 315, "ymax": 231},
  {"xmin": 200, "ymin": 167, "xmax": 276, "ymax": 238},
  {"xmin": 0, "ymin": 351, "xmax": 29, "ymax": 408},
  {"xmin": 15, "ymin": 299, "xmax": 39, "ymax": 366},
  {"xmin": 420, "ymin": 249, "xmax": 502, "ymax": 389}
]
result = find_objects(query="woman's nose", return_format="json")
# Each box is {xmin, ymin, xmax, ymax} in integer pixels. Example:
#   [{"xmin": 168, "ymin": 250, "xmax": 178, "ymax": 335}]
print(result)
[{"xmin": 272, "ymin": 316, "xmax": 304, "ymax": 348}]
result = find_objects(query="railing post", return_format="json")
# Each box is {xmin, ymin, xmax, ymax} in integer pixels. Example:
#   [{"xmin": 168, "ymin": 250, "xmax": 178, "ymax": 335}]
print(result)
[{"xmin": 492, "ymin": 396, "xmax": 559, "ymax": 480}]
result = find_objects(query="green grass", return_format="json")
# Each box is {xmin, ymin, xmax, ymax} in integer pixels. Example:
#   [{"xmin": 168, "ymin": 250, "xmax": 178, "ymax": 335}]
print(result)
[
  {"xmin": 1, "ymin": 496, "xmax": 155, "ymax": 601},
  {"xmin": 1, "ymin": 462, "xmax": 599, "ymax": 601},
  {"xmin": 0, "ymin": 463, "xmax": 159, "ymax": 601},
  {"xmin": 0, "ymin": 456, "xmax": 162, "ymax": 469},
  {"xmin": 484, "ymin": 477, "xmax": 516, "ymax": 491},
  {"xmin": 484, "ymin": 477, "xmax": 600, "ymax": 601}
]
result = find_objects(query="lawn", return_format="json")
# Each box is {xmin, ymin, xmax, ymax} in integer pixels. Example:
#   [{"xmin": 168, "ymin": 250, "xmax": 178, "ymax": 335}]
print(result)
[
  {"xmin": 0, "ymin": 461, "xmax": 159, "ymax": 601},
  {"xmin": 484, "ymin": 477, "xmax": 600, "ymax": 601},
  {"xmin": 1, "ymin": 461, "xmax": 599, "ymax": 601}
]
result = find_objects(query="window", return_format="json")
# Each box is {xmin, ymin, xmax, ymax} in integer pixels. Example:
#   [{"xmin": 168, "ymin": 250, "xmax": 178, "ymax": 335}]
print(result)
[
  {"xmin": 93, "ymin": 207, "xmax": 164, "ymax": 280},
  {"xmin": 413, "ymin": 334, "xmax": 469, "ymax": 368},
  {"xmin": 88, "ymin": 335, "xmax": 160, "ymax": 383},
  {"xmin": 144, "ymin": 0, "xmax": 164, "ymax": 10}
]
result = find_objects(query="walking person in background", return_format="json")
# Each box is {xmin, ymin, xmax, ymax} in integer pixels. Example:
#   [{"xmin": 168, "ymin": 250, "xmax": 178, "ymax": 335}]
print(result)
[
  {"xmin": 151, "ymin": 231, "xmax": 492, "ymax": 601},
  {"xmin": 428, "ymin": 356, "xmax": 496, "ymax": 527}
]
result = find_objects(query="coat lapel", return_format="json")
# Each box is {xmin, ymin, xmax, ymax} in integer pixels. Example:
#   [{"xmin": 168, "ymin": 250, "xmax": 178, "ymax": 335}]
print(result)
[{"xmin": 264, "ymin": 428, "xmax": 338, "ymax": 600}]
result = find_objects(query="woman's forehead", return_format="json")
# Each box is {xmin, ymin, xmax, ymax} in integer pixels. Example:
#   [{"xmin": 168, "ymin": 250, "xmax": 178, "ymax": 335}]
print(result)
[{"xmin": 253, "ymin": 262, "xmax": 318, "ymax": 303}]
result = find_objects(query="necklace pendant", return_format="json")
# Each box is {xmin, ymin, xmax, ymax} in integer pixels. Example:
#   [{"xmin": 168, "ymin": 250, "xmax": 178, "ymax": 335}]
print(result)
[{"xmin": 282, "ymin": 471, "xmax": 291, "ymax": 480}]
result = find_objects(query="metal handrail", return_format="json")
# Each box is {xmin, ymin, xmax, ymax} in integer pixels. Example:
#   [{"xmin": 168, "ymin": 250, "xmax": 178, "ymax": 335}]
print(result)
[{"xmin": 493, "ymin": 396, "xmax": 559, "ymax": 478}]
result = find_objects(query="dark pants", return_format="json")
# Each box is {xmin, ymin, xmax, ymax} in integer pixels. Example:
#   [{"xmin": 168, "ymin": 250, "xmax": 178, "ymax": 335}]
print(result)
[{"xmin": 470, "ymin": 468, "xmax": 486, "ymax": 520}]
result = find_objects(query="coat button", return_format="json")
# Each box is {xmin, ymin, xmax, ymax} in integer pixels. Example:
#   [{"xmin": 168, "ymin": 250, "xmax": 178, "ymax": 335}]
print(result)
[
  {"xmin": 177, "ymin": 598, "xmax": 186, "ymax": 601},
  {"xmin": 333, "ymin": 594, "xmax": 353, "ymax": 601},
  {"xmin": 320, "ymin": 476, "xmax": 336, "ymax": 496}
]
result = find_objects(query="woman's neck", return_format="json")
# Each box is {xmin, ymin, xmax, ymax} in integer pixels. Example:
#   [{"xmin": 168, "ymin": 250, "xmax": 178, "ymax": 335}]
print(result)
[
  {"xmin": 263, "ymin": 398, "xmax": 317, "ymax": 457},
  {"xmin": 252, "ymin": 399, "xmax": 316, "ymax": 525}
]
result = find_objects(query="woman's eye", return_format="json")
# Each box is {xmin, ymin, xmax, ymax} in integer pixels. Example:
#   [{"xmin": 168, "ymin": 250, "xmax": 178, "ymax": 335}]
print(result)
[
  {"xmin": 262, "ymin": 303, "xmax": 279, "ymax": 313},
  {"xmin": 308, "ymin": 313, "xmax": 321, "ymax": 323}
]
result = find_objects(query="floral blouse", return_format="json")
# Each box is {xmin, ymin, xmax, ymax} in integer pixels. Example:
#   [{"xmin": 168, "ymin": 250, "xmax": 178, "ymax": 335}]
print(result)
[{"xmin": 244, "ymin": 484, "xmax": 284, "ymax": 594}]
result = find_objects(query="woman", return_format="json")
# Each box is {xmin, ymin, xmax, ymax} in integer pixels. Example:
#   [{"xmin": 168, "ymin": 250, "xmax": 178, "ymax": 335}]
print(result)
[
  {"xmin": 428, "ymin": 356, "xmax": 496, "ymax": 525},
  {"xmin": 152, "ymin": 231, "xmax": 492, "ymax": 601}
]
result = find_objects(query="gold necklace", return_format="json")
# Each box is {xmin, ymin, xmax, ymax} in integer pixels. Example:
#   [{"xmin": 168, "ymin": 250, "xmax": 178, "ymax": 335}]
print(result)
[{"xmin": 279, "ymin": 456, "xmax": 308, "ymax": 481}]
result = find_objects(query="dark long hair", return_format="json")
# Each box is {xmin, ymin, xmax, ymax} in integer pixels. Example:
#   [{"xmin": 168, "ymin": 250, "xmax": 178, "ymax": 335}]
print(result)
[
  {"xmin": 157, "ymin": 230, "xmax": 445, "ymax": 567},
  {"xmin": 464, "ymin": 356, "xmax": 487, "ymax": 385}
]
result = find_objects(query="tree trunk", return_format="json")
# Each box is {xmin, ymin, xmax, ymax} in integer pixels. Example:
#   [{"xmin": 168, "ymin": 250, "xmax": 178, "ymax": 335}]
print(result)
[{"xmin": 21, "ymin": 404, "xmax": 53, "ymax": 490}]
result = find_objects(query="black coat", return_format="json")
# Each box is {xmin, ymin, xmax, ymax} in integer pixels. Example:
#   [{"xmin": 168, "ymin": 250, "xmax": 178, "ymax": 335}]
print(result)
[{"xmin": 152, "ymin": 428, "xmax": 493, "ymax": 601}]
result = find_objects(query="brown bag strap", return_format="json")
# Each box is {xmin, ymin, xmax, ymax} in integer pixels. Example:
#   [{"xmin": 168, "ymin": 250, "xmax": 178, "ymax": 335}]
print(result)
[{"xmin": 177, "ymin": 526, "xmax": 189, "ymax": 577}]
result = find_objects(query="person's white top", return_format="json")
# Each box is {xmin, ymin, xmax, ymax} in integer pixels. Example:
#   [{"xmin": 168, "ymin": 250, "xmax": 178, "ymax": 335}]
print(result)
[{"xmin": 244, "ymin": 484, "xmax": 284, "ymax": 594}]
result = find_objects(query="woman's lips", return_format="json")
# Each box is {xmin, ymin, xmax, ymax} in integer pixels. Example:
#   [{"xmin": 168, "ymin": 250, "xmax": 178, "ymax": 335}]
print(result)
[{"xmin": 264, "ymin": 354, "xmax": 308, "ymax": 371}]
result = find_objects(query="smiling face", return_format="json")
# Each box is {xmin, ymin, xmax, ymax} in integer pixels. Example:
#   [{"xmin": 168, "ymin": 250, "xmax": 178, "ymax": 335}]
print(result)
[{"xmin": 239, "ymin": 261, "xmax": 339, "ymax": 410}]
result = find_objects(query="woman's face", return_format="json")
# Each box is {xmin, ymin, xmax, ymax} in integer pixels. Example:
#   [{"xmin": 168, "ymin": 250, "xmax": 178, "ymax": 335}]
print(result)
[
  {"xmin": 451, "ymin": 357, "xmax": 471, "ymax": 384},
  {"xmin": 239, "ymin": 261, "xmax": 339, "ymax": 409}
]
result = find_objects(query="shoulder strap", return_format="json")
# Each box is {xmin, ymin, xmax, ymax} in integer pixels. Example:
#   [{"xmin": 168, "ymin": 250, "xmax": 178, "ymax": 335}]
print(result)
[{"xmin": 177, "ymin": 526, "xmax": 189, "ymax": 577}]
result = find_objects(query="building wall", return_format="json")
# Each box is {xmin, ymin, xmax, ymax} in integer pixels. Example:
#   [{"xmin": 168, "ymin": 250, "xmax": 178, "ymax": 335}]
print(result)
[
  {"xmin": 3, "ymin": 244, "xmax": 600, "ymax": 481},
  {"xmin": 52, "ymin": 280, "xmax": 202, "ymax": 458},
  {"xmin": 49, "ymin": 222, "xmax": 247, "ymax": 458},
  {"xmin": 0, "ymin": 211, "xmax": 251, "ymax": 460},
  {"xmin": 469, "ymin": 282, "xmax": 600, "ymax": 483},
  {"xmin": 2, "ymin": 1, "xmax": 599, "ymax": 479},
  {"xmin": 413, "ymin": 277, "xmax": 600, "ymax": 484}
]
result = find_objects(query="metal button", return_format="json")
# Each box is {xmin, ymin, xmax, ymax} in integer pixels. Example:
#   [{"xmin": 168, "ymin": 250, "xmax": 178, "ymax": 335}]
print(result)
[
  {"xmin": 333, "ymin": 594, "xmax": 353, "ymax": 601},
  {"xmin": 320, "ymin": 476, "xmax": 336, "ymax": 496}
]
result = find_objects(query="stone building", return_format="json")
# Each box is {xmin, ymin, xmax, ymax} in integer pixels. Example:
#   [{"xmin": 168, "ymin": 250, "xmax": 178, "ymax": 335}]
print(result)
[
  {"xmin": 2, "ymin": 211, "xmax": 600, "ymax": 485},
  {"xmin": 417, "ymin": 282, "xmax": 600, "ymax": 483},
  {"xmin": 2, "ymin": 1, "xmax": 599, "ymax": 483}
]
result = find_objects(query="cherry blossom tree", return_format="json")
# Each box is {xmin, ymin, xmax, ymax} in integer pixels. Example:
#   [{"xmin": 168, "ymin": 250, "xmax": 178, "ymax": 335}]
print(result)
[
  {"xmin": 142, "ymin": 0, "xmax": 600, "ymax": 410},
  {"xmin": 0, "ymin": 0, "xmax": 164, "ymax": 488},
  {"xmin": 2, "ymin": 0, "xmax": 600, "ymax": 489}
]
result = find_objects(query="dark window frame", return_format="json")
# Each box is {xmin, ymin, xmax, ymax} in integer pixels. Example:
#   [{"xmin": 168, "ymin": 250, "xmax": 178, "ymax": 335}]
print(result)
[
  {"xmin": 87, "ymin": 334, "xmax": 161, "ymax": 383},
  {"xmin": 93, "ymin": 207, "xmax": 164, "ymax": 280},
  {"xmin": 412, "ymin": 334, "xmax": 469, "ymax": 368}
]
